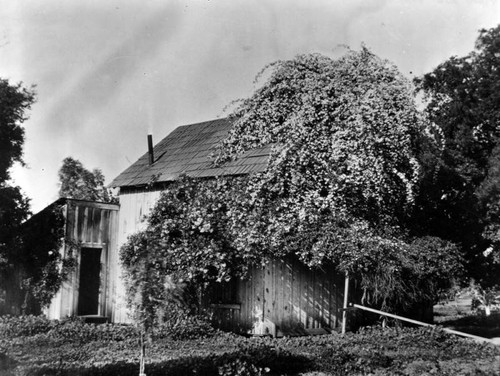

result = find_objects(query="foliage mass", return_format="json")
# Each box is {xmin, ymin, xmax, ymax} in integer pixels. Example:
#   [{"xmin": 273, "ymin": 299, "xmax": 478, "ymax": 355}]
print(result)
[{"xmin": 121, "ymin": 48, "xmax": 462, "ymax": 327}]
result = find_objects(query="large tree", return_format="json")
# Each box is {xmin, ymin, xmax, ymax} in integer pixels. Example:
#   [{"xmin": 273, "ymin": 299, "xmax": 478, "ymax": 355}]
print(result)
[
  {"xmin": 0, "ymin": 79, "xmax": 35, "ymax": 314},
  {"xmin": 58, "ymin": 157, "xmax": 115, "ymax": 203},
  {"xmin": 415, "ymin": 25, "xmax": 500, "ymax": 285},
  {"xmin": 0, "ymin": 79, "xmax": 35, "ymax": 184}
]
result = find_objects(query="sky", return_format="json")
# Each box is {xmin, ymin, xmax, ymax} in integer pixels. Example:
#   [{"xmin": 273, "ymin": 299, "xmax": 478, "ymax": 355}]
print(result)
[{"xmin": 1, "ymin": 0, "xmax": 500, "ymax": 213}]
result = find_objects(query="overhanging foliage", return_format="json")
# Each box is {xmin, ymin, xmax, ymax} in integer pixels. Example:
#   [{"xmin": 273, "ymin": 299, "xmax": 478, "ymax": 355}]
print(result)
[
  {"xmin": 4, "ymin": 202, "xmax": 78, "ymax": 315},
  {"xmin": 121, "ymin": 48, "xmax": 464, "ymax": 325},
  {"xmin": 415, "ymin": 25, "xmax": 500, "ymax": 286}
]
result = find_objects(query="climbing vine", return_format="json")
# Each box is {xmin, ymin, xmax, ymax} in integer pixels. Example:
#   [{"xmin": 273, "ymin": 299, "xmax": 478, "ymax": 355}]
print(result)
[
  {"xmin": 121, "ymin": 48, "xmax": 463, "ymax": 323},
  {"xmin": 120, "ymin": 177, "xmax": 250, "ymax": 328},
  {"xmin": 16, "ymin": 203, "xmax": 77, "ymax": 314}
]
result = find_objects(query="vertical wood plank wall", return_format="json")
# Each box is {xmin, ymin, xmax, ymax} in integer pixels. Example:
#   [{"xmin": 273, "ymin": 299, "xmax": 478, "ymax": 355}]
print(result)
[
  {"xmin": 112, "ymin": 187, "xmax": 163, "ymax": 323},
  {"xmin": 45, "ymin": 199, "xmax": 119, "ymax": 320},
  {"xmin": 111, "ymin": 187, "xmax": 344, "ymax": 334},
  {"xmin": 208, "ymin": 257, "xmax": 343, "ymax": 336}
]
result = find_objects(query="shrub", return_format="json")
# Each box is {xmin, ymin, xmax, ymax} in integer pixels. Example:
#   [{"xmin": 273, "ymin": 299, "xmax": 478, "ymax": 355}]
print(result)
[
  {"xmin": 0, "ymin": 314, "xmax": 218, "ymax": 344},
  {"xmin": 153, "ymin": 314, "xmax": 216, "ymax": 340},
  {"xmin": 218, "ymin": 359, "xmax": 269, "ymax": 376},
  {"xmin": 50, "ymin": 317, "xmax": 139, "ymax": 342},
  {"xmin": 0, "ymin": 315, "xmax": 56, "ymax": 338}
]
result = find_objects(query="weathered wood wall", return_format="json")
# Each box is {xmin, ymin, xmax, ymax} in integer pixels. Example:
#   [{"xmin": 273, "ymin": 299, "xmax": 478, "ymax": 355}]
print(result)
[
  {"xmin": 207, "ymin": 257, "xmax": 344, "ymax": 336},
  {"xmin": 45, "ymin": 199, "xmax": 119, "ymax": 321},
  {"xmin": 112, "ymin": 187, "xmax": 347, "ymax": 333},
  {"xmin": 111, "ymin": 186, "xmax": 432, "ymax": 333},
  {"xmin": 112, "ymin": 187, "xmax": 163, "ymax": 322}
]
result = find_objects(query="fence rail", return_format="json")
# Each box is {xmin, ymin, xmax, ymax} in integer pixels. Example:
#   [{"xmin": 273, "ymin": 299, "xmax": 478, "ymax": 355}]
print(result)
[{"xmin": 351, "ymin": 303, "xmax": 495, "ymax": 344}]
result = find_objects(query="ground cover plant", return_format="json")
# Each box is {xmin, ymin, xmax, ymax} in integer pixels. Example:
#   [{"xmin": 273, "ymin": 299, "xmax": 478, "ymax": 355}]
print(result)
[{"xmin": 1, "ymin": 316, "xmax": 499, "ymax": 376}]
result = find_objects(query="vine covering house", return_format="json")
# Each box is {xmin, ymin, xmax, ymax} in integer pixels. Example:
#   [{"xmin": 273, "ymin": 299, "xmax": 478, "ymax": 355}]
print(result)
[
  {"xmin": 37, "ymin": 50, "xmax": 462, "ymax": 334},
  {"xmin": 108, "ymin": 118, "xmax": 354, "ymax": 336},
  {"xmin": 32, "ymin": 115, "xmax": 442, "ymax": 335}
]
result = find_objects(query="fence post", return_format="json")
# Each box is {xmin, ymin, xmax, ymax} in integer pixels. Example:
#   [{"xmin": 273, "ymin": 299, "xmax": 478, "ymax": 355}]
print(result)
[
  {"xmin": 139, "ymin": 329, "xmax": 146, "ymax": 376},
  {"xmin": 139, "ymin": 330, "xmax": 146, "ymax": 376},
  {"xmin": 342, "ymin": 272, "xmax": 349, "ymax": 335}
]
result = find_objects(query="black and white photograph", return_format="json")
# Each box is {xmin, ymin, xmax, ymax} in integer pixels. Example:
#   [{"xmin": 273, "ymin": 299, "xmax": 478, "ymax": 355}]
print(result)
[{"xmin": 1, "ymin": 1, "xmax": 500, "ymax": 374}]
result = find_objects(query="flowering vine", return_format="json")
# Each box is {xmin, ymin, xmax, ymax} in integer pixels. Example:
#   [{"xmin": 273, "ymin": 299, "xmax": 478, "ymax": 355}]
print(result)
[{"xmin": 121, "ymin": 48, "xmax": 462, "ymax": 323}]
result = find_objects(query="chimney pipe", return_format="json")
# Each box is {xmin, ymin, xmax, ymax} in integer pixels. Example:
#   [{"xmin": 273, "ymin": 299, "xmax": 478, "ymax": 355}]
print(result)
[{"xmin": 147, "ymin": 134, "xmax": 154, "ymax": 165}]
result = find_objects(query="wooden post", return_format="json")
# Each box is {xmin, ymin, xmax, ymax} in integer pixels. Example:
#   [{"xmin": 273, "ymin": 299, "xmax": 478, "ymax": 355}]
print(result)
[
  {"xmin": 341, "ymin": 272, "xmax": 349, "ymax": 335},
  {"xmin": 139, "ymin": 330, "xmax": 146, "ymax": 376}
]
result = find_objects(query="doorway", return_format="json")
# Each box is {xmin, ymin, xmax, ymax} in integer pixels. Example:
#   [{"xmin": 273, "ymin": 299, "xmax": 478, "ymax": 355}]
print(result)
[{"xmin": 77, "ymin": 248, "xmax": 102, "ymax": 315}]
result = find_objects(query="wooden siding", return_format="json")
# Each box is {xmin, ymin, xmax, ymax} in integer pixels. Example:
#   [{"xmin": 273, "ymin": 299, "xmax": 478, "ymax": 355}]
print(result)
[
  {"xmin": 45, "ymin": 200, "xmax": 119, "ymax": 321},
  {"xmin": 112, "ymin": 187, "xmax": 163, "ymax": 322},
  {"xmin": 111, "ymin": 187, "xmax": 347, "ymax": 334},
  {"xmin": 207, "ymin": 257, "xmax": 344, "ymax": 336}
]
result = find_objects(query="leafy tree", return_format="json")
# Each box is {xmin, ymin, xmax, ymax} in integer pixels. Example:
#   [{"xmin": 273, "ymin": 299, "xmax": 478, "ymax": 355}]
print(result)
[
  {"xmin": 476, "ymin": 144, "xmax": 500, "ymax": 285},
  {"xmin": 16, "ymin": 203, "xmax": 77, "ymax": 314},
  {"xmin": 479, "ymin": 145, "xmax": 500, "ymax": 254},
  {"xmin": 0, "ymin": 81, "xmax": 79, "ymax": 315},
  {"xmin": 415, "ymin": 25, "xmax": 500, "ymax": 285},
  {"xmin": 58, "ymin": 157, "xmax": 115, "ymax": 203},
  {"xmin": 0, "ymin": 79, "xmax": 36, "ymax": 183},
  {"xmin": 0, "ymin": 185, "xmax": 30, "ymax": 311},
  {"xmin": 121, "ymin": 48, "xmax": 463, "ymax": 326},
  {"xmin": 0, "ymin": 79, "xmax": 35, "ymax": 314}
]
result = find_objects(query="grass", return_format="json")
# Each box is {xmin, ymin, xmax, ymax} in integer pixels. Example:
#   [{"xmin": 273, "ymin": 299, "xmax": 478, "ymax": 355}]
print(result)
[{"xmin": 434, "ymin": 293, "xmax": 500, "ymax": 339}]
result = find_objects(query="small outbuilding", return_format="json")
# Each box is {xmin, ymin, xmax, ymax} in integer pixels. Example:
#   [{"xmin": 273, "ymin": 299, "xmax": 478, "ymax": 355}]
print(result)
[{"xmin": 28, "ymin": 198, "xmax": 119, "ymax": 322}]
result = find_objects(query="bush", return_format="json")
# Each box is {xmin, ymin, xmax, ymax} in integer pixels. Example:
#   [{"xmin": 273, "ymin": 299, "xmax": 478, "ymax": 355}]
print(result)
[
  {"xmin": 0, "ymin": 315, "xmax": 56, "ymax": 337},
  {"xmin": 0, "ymin": 314, "xmax": 217, "ymax": 343},
  {"xmin": 218, "ymin": 358, "xmax": 269, "ymax": 376},
  {"xmin": 153, "ymin": 315, "xmax": 216, "ymax": 340},
  {"xmin": 51, "ymin": 317, "xmax": 139, "ymax": 342}
]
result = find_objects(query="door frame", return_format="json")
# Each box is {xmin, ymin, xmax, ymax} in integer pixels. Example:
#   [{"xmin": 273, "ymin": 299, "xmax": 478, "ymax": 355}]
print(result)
[{"xmin": 73, "ymin": 242, "xmax": 108, "ymax": 317}]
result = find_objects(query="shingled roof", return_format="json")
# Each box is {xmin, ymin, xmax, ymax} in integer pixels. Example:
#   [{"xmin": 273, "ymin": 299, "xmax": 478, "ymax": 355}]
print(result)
[{"xmin": 110, "ymin": 118, "xmax": 271, "ymax": 188}]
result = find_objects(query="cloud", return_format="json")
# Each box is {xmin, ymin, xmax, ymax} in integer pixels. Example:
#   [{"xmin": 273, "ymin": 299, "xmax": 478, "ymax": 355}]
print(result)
[{"xmin": 3, "ymin": 0, "xmax": 500, "ymax": 212}]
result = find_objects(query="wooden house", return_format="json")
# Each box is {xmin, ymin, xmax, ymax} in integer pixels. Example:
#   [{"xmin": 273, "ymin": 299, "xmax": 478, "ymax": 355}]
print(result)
[
  {"xmin": 109, "ymin": 118, "xmax": 350, "ymax": 335},
  {"xmin": 29, "ymin": 198, "xmax": 120, "ymax": 322},
  {"xmin": 26, "ymin": 118, "xmax": 433, "ymax": 333}
]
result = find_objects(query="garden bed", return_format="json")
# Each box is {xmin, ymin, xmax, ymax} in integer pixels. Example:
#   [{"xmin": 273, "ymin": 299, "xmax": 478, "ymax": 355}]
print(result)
[{"xmin": 1, "ymin": 316, "xmax": 499, "ymax": 375}]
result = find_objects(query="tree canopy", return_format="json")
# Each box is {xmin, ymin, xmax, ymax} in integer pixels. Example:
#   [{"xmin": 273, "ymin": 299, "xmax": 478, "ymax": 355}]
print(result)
[
  {"xmin": 0, "ymin": 79, "xmax": 35, "ymax": 314},
  {"xmin": 415, "ymin": 25, "xmax": 500, "ymax": 286},
  {"xmin": 0, "ymin": 79, "xmax": 36, "ymax": 184},
  {"xmin": 58, "ymin": 157, "xmax": 115, "ymax": 203},
  {"xmin": 121, "ymin": 48, "xmax": 462, "ymax": 325}
]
